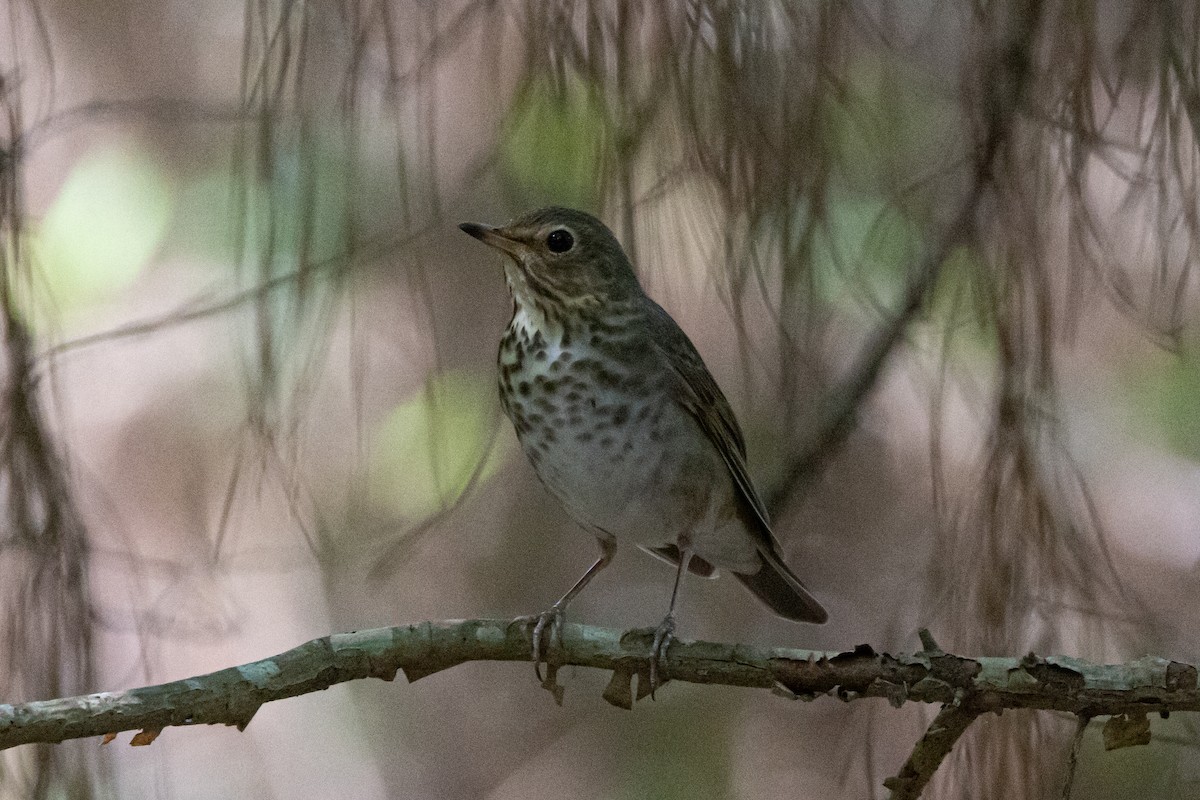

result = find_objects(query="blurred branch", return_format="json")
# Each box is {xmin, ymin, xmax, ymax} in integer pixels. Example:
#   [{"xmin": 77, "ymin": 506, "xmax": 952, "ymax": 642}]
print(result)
[
  {"xmin": 39, "ymin": 227, "xmax": 425, "ymax": 362},
  {"xmin": 768, "ymin": 0, "xmax": 1043, "ymax": 511},
  {"xmin": 0, "ymin": 619, "xmax": 1196, "ymax": 797},
  {"xmin": 15, "ymin": 99, "xmax": 250, "ymax": 152},
  {"xmin": 767, "ymin": 172, "xmax": 984, "ymax": 509}
]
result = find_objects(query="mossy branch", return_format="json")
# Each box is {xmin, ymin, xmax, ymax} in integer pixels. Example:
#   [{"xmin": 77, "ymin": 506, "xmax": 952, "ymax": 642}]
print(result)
[{"xmin": 0, "ymin": 619, "xmax": 1193, "ymax": 798}]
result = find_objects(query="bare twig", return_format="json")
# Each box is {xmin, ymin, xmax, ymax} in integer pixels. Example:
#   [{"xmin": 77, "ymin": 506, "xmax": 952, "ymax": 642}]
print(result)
[
  {"xmin": 883, "ymin": 698, "xmax": 981, "ymax": 800},
  {"xmin": 1060, "ymin": 715, "xmax": 1091, "ymax": 800}
]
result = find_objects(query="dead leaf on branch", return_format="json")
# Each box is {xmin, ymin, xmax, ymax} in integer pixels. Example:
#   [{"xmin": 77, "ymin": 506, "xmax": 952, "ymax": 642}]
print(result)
[{"xmin": 1102, "ymin": 713, "xmax": 1151, "ymax": 751}]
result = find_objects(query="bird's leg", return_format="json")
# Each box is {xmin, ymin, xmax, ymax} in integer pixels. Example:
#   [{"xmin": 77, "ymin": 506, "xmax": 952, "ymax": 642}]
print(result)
[
  {"xmin": 523, "ymin": 537, "xmax": 616, "ymax": 682},
  {"xmin": 649, "ymin": 549, "xmax": 691, "ymax": 698}
]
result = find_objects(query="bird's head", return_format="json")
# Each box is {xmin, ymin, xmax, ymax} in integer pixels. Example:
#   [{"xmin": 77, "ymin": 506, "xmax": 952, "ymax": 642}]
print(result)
[{"xmin": 459, "ymin": 207, "xmax": 641, "ymax": 319}]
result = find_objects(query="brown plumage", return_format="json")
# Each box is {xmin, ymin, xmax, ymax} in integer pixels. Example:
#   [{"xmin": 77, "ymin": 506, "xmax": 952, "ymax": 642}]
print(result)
[{"xmin": 460, "ymin": 206, "xmax": 826, "ymax": 692}]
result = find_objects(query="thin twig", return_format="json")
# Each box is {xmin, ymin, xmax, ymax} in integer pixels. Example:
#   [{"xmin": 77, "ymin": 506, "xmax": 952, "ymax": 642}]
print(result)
[
  {"xmin": 1061, "ymin": 715, "xmax": 1091, "ymax": 800},
  {"xmin": 883, "ymin": 698, "xmax": 981, "ymax": 800}
]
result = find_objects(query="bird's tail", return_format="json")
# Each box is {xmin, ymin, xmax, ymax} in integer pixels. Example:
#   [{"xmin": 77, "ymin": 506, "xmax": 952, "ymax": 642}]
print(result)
[{"xmin": 733, "ymin": 548, "xmax": 828, "ymax": 624}]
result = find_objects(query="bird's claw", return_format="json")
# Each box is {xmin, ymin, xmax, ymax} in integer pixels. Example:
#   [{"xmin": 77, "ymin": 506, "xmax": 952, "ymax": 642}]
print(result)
[
  {"xmin": 518, "ymin": 604, "xmax": 566, "ymax": 683},
  {"xmin": 648, "ymin": 613, "xmax": 676, "ymax": 698}
]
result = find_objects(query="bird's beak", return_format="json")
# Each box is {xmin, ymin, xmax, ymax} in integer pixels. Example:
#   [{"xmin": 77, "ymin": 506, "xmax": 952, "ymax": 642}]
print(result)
[{"xmin": 459, "ymin": 222, "xmax": 523, "ymax": 257}]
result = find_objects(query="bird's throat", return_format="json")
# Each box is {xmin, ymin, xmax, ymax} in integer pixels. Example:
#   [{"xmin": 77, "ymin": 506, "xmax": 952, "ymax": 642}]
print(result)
[{"xmin": 503, "ymin": 259, "xmax": 569, "ymax": 341}]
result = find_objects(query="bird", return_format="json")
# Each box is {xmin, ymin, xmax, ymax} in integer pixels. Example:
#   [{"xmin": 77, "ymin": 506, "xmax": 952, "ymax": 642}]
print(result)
[{"xmin": 459, "ymin": 206, "xmax": 826, "ymax": 693}]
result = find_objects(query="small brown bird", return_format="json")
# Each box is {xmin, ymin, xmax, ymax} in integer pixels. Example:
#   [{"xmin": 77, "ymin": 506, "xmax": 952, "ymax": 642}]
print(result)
[{"xmin": 460, "ymin": 207, "xmax": 826, "ymax": 689}]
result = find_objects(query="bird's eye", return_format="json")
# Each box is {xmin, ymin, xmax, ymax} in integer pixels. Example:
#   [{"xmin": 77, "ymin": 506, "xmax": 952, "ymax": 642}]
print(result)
[{"xmin": 546, "ymin": 228, "xmax": 574, "ymax": 253}]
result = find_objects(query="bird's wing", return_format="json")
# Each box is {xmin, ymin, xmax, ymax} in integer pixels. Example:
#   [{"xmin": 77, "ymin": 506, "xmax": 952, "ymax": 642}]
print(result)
[{"xmin": 642, "ymin": 300, "xmax": 781, "ymax": 552}]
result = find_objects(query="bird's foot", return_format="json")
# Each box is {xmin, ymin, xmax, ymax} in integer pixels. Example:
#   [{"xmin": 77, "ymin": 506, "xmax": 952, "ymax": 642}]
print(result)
[
  {"xmin": 530, "ymin": 604, "xmax": 565, "ymax": 679},
  {"xmin": 512, "ymin": 604, "xmax": 568, "ymax": 702},
  {"xmin": 648, "ymin": 613, "xmax": 676, "ymax": 699}
]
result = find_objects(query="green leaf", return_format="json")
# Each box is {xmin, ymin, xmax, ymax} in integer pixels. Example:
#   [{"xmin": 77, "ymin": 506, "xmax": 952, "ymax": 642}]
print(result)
[
  {"xmin": 781, "ymin": 194, "xmax": 924, "ymax": 312},
  {"xmin": 173, "ymin": 135, "xmax": 352, "ymax": 269},
  {"xmin": 500, "ymin": 77, "xmax": 607, "ymax": 208},
  {"xmin": 370, "ymin": 370, "xmax": 512, "ymax": 520},
  {"xmin": 32, "ymin": 145, "xmax": 173, "ymax": 316},
  {"xmin": 1121, "ymin": 348, "xmax": 1200, "ymax": 460}
]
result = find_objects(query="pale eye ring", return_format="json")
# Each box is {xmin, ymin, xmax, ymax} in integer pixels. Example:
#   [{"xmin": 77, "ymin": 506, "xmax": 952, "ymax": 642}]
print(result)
[{"xmin": 546, "ymin": 228, "xmax": 574, "ymax": 253}]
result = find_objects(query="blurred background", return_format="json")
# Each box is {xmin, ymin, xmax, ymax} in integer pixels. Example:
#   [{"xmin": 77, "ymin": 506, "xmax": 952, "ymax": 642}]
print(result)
[{"xmin": 1, "ymin": 1, "xmax": 1199, "ymax": 798}]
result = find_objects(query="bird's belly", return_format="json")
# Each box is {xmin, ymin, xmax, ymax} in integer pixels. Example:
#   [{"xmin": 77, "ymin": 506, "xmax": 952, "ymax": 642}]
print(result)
[
  {"xmin": 498, "ymin": 328, "xmax": 759, "ymax": 571},
  {"xmin": 518, "ymin": 401, "xmax": 667, "ymax": 541},
  {"xmin": 508, "ymin": 392, "xmax": 759, "ymax": 570},
  {"xmin": 534, "ymin": 432, "xmax": 760, "ymax": 573}
]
